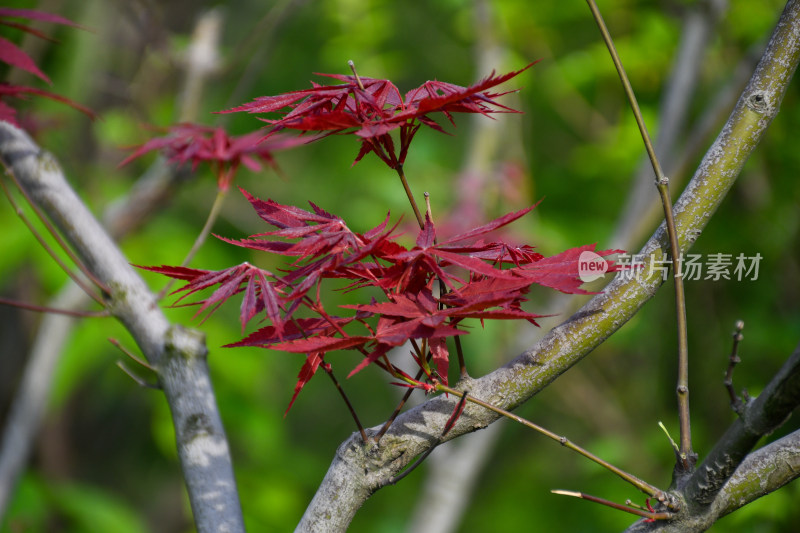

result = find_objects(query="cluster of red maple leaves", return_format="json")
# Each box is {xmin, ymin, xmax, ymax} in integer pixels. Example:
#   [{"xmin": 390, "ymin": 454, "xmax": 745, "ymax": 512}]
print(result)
[
  {"xmin": 118, "ymin": 124, "xmax": 306, "ymax": 190},
  {"xmin": 223, "ymin": 62, "xmax": 537, "ymax": 169},
  {"xmin": 2, "ymin": 12, "xmax": 621, "ymax": 415},
  {"xmin": 126, "ymin": 63, "xmax": 622, "ymax": 413}
]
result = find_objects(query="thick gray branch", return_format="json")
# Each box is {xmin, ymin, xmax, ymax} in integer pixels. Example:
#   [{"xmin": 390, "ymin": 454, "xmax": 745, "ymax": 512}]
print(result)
[
  {"xmin": 296, "ymin": 0, "xmax": 800, "ymax": 531},
  {"xmin": 0, "ymin": 122, "xmax": 244, "ymax": 533}
]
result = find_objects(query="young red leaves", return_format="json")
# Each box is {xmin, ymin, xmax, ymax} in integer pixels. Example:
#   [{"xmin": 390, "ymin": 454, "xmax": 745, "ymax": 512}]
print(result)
[
  {"xmin": 222, "ymin": 62, "xmax": 537, "ymax": 169},
  {"xmin": 119, "ymin": 123, "xmax": 304, "ymax": 190},
  {"xmin": 0, "ymin": 83, "xmax": 95, "ymax": 125},
  {"xmin": 0, "ymin": 8, "xmax": 81, "ymax": 83},
  {"xmin": 143, "ymin": 188, "xmax": 620, "ymax": 412},
  {"xmin": 0, "ymin": 8, "xmax": 95, "ymax": 125},
  {"xmin": 137, "ymin": 262, "xmax": 284, "ymax": 335}
]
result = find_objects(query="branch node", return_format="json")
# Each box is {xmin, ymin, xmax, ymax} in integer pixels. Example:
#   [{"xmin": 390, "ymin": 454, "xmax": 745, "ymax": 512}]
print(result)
[{"xmin": 746, "ymin": 91, "xmax": 769, "ymax": 113}]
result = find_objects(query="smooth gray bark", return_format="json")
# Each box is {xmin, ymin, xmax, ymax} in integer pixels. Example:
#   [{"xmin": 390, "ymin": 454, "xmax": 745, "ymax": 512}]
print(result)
[{"xmin": 0, "ymin": 122, "xmax": 245, "ymax": 533}]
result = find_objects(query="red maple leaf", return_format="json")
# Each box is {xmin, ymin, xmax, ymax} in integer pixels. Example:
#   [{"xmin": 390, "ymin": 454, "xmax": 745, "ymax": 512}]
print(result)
[
  {"xmin": 137, "ymin": 263, "xmax": 285, "ymax": 334},
  {"xmin": 517, "ymin": 243, "xmax": 621, "ymax": 294},
  {"xmin": 119, "ymin": 124, "xmax": 304, "ymax": 190},
  {"xmin": 286, "ymin": 353, "xmax": 326, "ymax": 416},
  {"xmin": 0, "ymin": 83, "xmax": 96, "ymax": 126},
  {"xmin": 0, "ymin": 9, "xmax": 94, "ymax": 126},
  {"xmin": 0, "ymin": 8, "xmax": 82, "ymax": 84},
  {"xmin": 221, "ymin": 62, "xmax": 537, "ymax": 169},
  {"xmin": 218, "ymin": 188, "xmax": 400, "ymax": 303}
]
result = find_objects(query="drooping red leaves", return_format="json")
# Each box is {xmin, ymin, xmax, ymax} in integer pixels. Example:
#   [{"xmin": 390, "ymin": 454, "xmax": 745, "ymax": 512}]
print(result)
[
  {"xmin": 0, "ymin": 8, "xmax": 81, "ymax": 83},
  {"xmin": 0, "ymin": 9, "xmax": 94, "ymax": 126},
  {"xmin": 0, "ymin": 83, "xmax": 96, "ymax": 125},
  {"xmin": 137, "ymin": 263, "xmax": 284, "ymax": 335},
  {"xmin": 119, "ymin": 123, "xmax": 304, "ymax": 190},
  {"xmin": 222, "ymin": 62, "xmax": 537, "ymax": 168},
  {"xmin": 142, "ymin": 188, "xmax": 620, "ymax": 412},
  {"xmin": 0, "ymin": 35, "xmax": 50, "ymax": 83},
  {"xmin": 285, "ymin": 353, "xmax": 325, "ymax": 416}
]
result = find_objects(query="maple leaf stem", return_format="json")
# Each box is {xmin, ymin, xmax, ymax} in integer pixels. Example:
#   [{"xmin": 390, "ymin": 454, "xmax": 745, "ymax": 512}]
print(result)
[
  {"xmin": 323, "ymin": 363, "xmax": 368, "ymax": 443},
  {"xmin": 347, "ymin": 60, "xmax": 366, "ymax": 91},
  {"xmin": 303, "ymin": 297, "xmax": 349, "ymax": 337},
  {"xmin": 453, "ymin": 336, "xmax": 467, "ymax": 379},
  {"xmin": 586, "ymin": 0, "xmax": 694, "ymax": 473},
  {"xmin": 109, "ymin": 337, "xmax": 156, "ymax": 371},
  {"xmin": 0, "ymin": 160, "xmax": 109, "ymax": 303},
  {"xmin": 375, "ymin": 343, "xmax": 435, "ymax": 442},
  {"xmin": 159, "ymin": 187, "xmax": 229, "ymax": 300},
  {"xmin": 375, "ymin": 369, "xmax": 425, "ymax": 442},
  {"xmin": 0, "ymin": 296, "xmax": 109, "ymax": 317},
  {"xmin": 422, "ymin": 194, "xmax": 468, "ymax": 378},
  {"xmin": 436, "ymin": 384, "xmax": 671, "ymax": 504},
  {"xmin": 394, "ymin": 164, "xmax": 425, "ymax": 230},
  {"xmin": 115, "ymin": 360, "xmax": 161, "ymax": 390},
  {"xmin": 550, "ymin": 491, "xmax": 672, "ymax": 521},
  {"xmin": 411, "ymin": 338, "xmax": 432, "ymax": 376}
]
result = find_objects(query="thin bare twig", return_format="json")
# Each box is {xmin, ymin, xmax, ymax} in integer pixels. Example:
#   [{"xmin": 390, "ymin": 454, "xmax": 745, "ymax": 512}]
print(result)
[
  {"xmin": 158, "ymin": 187, "xmax": 228, "ymax": 299},
  {"xmin": 724, "ymin": 320, "xmax": 746, "ymax": 413},
  {"xmin": 116, "ymin": 361, "xmax": 161, "ymax": 389},
  {"xmin": 0, "ymin": 296, "xmax": 107, "ymax": 317},
  {"xmin": 585, "ymin": 0, "xmax": 695, "ymax": 473},
  {"xmin": 0, "ymin": 164, "xmax": 108, "ymax": 302},
  {"xmin": 552, "ymin": 490, "xmax": 673, "ymax": 521},
  {"xmin": 611, "ymin": 0, "xmax": 728, "ymax": 250},
  {"xmin": 436, "ymin": 384, "xmax": 672, "ymax": 505},
  {"xmin": 109, "ymin": 337, "xmax": 156, "ymax": 371},
  {"xmin": 395, "ymin": 163, "xmax": 425, "ymax": 230},
  {"xmin": 323, "ymin": 364, "xmax": 368, "ymax": 443}
]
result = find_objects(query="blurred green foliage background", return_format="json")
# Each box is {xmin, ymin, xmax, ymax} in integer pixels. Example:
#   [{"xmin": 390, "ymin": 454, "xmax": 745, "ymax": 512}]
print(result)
[{"xmin": 1, "ymin": 0, "xmax": 799, "ymax": 531}]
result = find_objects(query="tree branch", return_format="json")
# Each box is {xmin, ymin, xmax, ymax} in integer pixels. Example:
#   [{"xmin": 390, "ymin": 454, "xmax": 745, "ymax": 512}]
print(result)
[
  {"xmin": 622, "ymin": 341, "xmax": 800, "ymax": 532},
  {"xmin": 0, "ymin": 122, "xmax": 245, "ymax": 533},
  {"xmin": 686, "ymin": 341, "xmax": 800, "ymax": 504},
  {"xmin": 296, "ymin": 0, "xmax": 800, "ymax": 530},
  {"xmin": 625, "ymin": 428, "xmax": 800, "ymax": 532}
]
